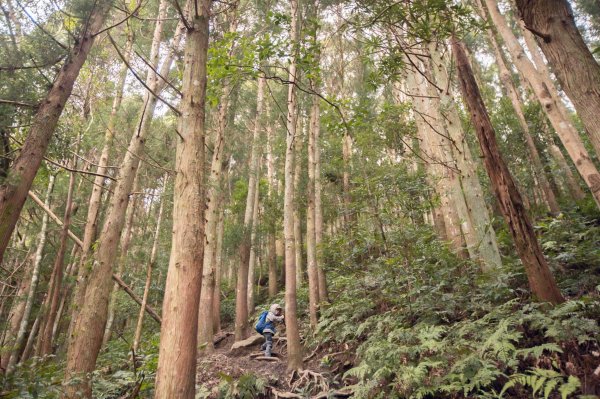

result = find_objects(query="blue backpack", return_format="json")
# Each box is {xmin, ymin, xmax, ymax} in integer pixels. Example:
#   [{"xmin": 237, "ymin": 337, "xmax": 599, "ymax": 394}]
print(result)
[{"xmin": 255, "ymin": 310, "xmax": 269, "ymax": 334}]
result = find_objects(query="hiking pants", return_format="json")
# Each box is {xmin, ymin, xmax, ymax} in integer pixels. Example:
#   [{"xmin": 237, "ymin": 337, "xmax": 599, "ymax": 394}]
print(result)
[{"xmin": 261, "ymin": 332, "xmax": 273, "ymax": 356}]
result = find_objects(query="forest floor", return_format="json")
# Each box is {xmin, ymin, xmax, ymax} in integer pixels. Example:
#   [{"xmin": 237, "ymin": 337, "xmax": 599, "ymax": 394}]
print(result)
[{"xmin": 195, "ymin": 330, "xmax": 354, "ymax": 398}]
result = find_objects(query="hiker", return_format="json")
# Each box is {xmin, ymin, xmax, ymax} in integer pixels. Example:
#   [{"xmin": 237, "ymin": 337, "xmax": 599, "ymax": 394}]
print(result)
[{"xmin": 256, "ymin": 303, "xmax": 284, "ymax": 357}]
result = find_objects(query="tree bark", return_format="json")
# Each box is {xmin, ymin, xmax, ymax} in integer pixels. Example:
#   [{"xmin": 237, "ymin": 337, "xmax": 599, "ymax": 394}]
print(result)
[
  {"xmin": 154, "ymin": 0, "xmax": 210, "ymax": 396},
  {"xmin": 427, "ymin": 44, "xmax": 502, "ymax": 270},
  {"xmin": 406, "ymin": 60, "xmax": 466, "ymax": 253},
  {"xmin": 483, "ymin": 0, "xmax": 600, "ymax": 208},
  {"xmin": 247, "ymin": 176, "xmax": 260, "ymax": 316},
  {"xmin": 102, "ymin": 172, "xmax": 140, "ymax": 346},
  {"xmin": 307, "ymin": 90, "xmax": 320, "ymax": 328},
  {"xmin": 468, "ymin": 6, "xmax": 561, "ymax": 214},
  {"xmin": 266, "ymin": 101, "xmax": 279, "ymax": 298},
  {"xmin": 452, "ymin": 39, "xmax": 564, "ymax": 305},
  {"xmin": 516, "ymin": 0, "xmax": 600, "ymax": 157},
  {"xmin": 284, "ymin": 0, "xmax": 303, "ymax": 371},
  {"xmin": 3, "ymin": 176, "xmax": 54, "ymax": 373},
  {"xmin": 62, "ymin": 4, "xmax": 175, "ymax": 396},
  {"xmin": 39, "ymin": 167, "xmax": 76, "ymax": 356},
  {"xmin": 314, "ymin": 95, "xmax": 328, "ymax": 303},
  {"xmin": 212, "ymin": 198, "xmax": 225, "ymax": 334},
  {"xmin": 198, "ymin": 11, "xmax": 237, "ymax": 346},
  {"xmin": 71, "ymin": 29, "xmax": 133, "ymax": 323},
  {"xmin": 0, "ymin": 0, "xmax": 113, "ymax": 264},
  {"xmin": 234, "ymin": 76, "xmax": 265, "ymax": 341},
  {"xmin": 294, "ymin": 123, "xmax": 304, "ymax": 287}
]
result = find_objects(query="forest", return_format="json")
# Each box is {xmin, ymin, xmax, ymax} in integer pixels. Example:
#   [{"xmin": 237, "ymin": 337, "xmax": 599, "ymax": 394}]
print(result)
[{"xmin": 0, "ymin": 0, "xmax": 599, "ymax": 397}]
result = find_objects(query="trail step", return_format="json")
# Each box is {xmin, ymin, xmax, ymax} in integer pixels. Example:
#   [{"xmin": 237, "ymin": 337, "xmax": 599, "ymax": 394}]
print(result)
[
  {"xmin": 250, "ymin": 352, "xmax": 280, "ymax": 358},
  {"xmin": 230, "ymin": 334, "xmax": 263, "ymax": 352},
  {"xmin": 254, "ymin": 356, "xmax": 280, "ymax": 362}
]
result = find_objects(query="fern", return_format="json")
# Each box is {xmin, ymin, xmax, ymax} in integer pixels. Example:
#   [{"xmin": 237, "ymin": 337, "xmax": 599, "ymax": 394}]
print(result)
[{"xmin": 500, "ymin": 368, "xmax": 580, "ymax": 399}]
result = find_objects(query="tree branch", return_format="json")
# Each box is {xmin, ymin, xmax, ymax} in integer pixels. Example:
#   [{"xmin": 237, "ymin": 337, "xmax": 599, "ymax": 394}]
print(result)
[{"xmin": 107, "ymin": 32, "xmax": 181, "ymax": 116}]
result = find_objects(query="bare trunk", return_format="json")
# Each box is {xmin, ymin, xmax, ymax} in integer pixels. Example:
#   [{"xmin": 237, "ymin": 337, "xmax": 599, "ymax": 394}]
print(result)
[
  {"xmin": 247, "ymin": 177, "xmax": 260, "ymax": 316},
  {"xmin": 62, "ymin": 3, "xmax": 175, "ymax": 396},
  {"xmin": 266, "ymin": 101, "xmax": 279, "ymax": 299},
  {"xmin": 516, "ymin": 0, "xmax": 600, "ymax": 157},
  {"xmin": 133, "ymin": 175, "xmax": 167, "ymax": 354},
  {"xmin": 268, "ymin": 234, "xmax": 278, "ymax": 298},
  {"xmin": 234, "ymin": 76, "xmax": 265, "ymax": 341},
  {"xmin": 212, "ymin": 201, "xmax": 225, "ymax": 334},
  {"xmin": 39, "ymin": 168, "xmax": 76, "ymax": 356},
  {"xmin": 70, "ymin": 32, "xmax": 133, "ymax": 326},
  {"xmin": 294, "ymin": 124, "xmax": 304, "ymax": 287},
  {"xmin": 4, "ymin": 175, "xmax": 54, "ymax": 373},
  {"xmin": 198, "ymin": 13, "xmax": 237, "ymax": 345},
  {"xmin": 428, "ymin": 42, "xmax": 503, "ymax": 269},
  {"xmin": 314, "ymin": 106, "xmax": 327, "ymax": 302},
  {"xmin": 0, "ymin": 0, "xmax": 113, "ymax": 264},
  {"xmin": 452, "ymin": 39, "xmax": 564, "ymax": 305},
  {"xmin": 103, "ymin": 172, "xmax": 140, "ymax": 346},
  {"xmin": 284, "ymin": 0, "xmax": 303, "ymax": 371},
  {"xmin": 307, "ymin": 92, "xmax": 320, "ymax": 328},
  {"xmin": 406, "ymin": 61, "xmax": 465, "ymax": 253},
  {"xmin": 483, "ymin": 0, "xmax": 600, "ymax": 208},
  {"xmin": 154, "ymin": 0, "xmax": 210, "ymax": 396},
  {"xmin": 473, "ymin": 16, "xmax": 559, "ymax": 213},
  {"xmin": 342, "ymin": 133, "xmax": 353, "ymax": 228}
]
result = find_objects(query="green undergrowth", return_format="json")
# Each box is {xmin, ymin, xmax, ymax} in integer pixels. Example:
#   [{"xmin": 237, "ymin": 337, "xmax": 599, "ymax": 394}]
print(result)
[{"xmin": 316, "ymin": 210, "xmax": 600, "ymax": 399}]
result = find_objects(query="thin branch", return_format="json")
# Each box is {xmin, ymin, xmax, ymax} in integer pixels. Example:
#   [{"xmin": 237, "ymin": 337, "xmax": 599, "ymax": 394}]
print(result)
[
  {"xmin": 69, "ymin": 151, "xmax": 119, "ymax": 169},
  {"xmin": 14, "ymin": 0, "xmax": 68, "ymax": 50},
  {"xmin": 0, "ymin": 99, "xmax": 38, "ymax": 108},
  {"xmin": 133, "ymin": 48, "xmax": 182, "ymax": 97},
  {"xmin": 43, "ymin": 157, "xmax": 117, "ymax": 181},
  {"xmin": 107, "ymin": 33, "xmax": 181, "ymax": 116},
  {"xmin": 0, "ymin": 55, "xmax": 66, "ymax": 71},
  {"xmin": 172, "ymin": 0, "xmax": 191, "ymax": 30},
  {"xmin": 93, "ymin": 0, "xmax": 145, "ymax": 37}
]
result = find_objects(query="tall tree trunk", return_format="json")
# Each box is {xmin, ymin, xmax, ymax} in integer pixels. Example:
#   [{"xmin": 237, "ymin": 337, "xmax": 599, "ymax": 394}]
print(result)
[
  {"xmin": 70, "ymin": 30, "xmax": 133, "ymax": 324},
  {"xmin": 406, "ymin": 62, "xmax": 466, "ymax": 253},
  {"xmin": 133, "ymin": 174, "xmax": 167, "ymax": 354},
  {"xmin": 62, "ymin": 4, "xmax": 175, "ymax": 396},
  {"xmin": 314, "ymin": 93, "xmax": 328, "ymax": 303},
  {"xmin": 306, "ymin": 90, "xmax": 320, "ymax": 328},
  {"xmin": 39, "ymin": 167, "xmax": 77, "ymax": 356},
  {"xmin": 516, "ymin": 0, "xmax": 600, "ymax": 157},
  {"xmin": 266, "ymin": 101, "xmax": 279, "ymax": 298},
  {"xmin": 306, "ymin": 6, "xmax": 323, "ymax": 319},
  {"xmin": 487, "ymin": 32, "xmax": 559, "ymax": 213},
  {"xmin": 102, "ymin": 172, "xmax": 140, "ymax": 346},
  {"xmin": 212, "ymin": 199, "xmax": 225, "ymax": 334},
  {"xmin": 0, "ymin": 0, "xmax": 113, "ymax": 264},
  {"xmin": 284, "ymin": 0, "xmax": 303, "ymax": 371},
  {"xmin": 294, "ymin": 124, "xmax": 304, "ymax": 287},
  {"xmin": 452, "ymin": 39, "xmax": 564, "ymax": 305},
  {"xmin": 483, "ymin": 0, "xmax": 600, "ymax": 208},
  {"xmin": 198, "ymin": 11, "xmax": 238, "ymax": 344},
  {"xmin": 429, "ymin": 43, "xmax": 503, "ymax": 270},
  {"xmin": 268, "ymin": 234, "xmax": 278, "ymax": 298},
  {"xmin": 3, "ymin": 176, "xmax": 55, "ymax": 373},
  {"xmin": 154, "ymin": 0, "xmax": 210, "ymax": 396},
  {"xmin": 51, "ymin": 249, "xmax": 79, "ymax": 349},
  {"xmin": 342, "ymin": 132, "xmax": 353, "ymax": 228},
  {"xmin": 234, "ymin": 76, "xmax": 265, "ymax": 341},
  {"xmin": 247, "ymin": 176, "xmax": 260, "ymax": 316}
]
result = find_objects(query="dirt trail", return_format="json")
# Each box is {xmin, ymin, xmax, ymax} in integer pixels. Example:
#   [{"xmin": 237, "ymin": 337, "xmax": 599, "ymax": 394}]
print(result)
[{"xmin": 195, "ymin": 331, "xmax": 351, "ymax": 398}]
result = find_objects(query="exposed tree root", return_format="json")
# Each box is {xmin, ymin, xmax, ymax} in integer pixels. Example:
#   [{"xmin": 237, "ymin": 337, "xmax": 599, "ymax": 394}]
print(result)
[
  {"xmin": 289, "ymin": 369, "xmax": 329, "ymax": 394},
  {"xmin": 269, "ymin": 387, "xmax": 302, "ymax": 398}
]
